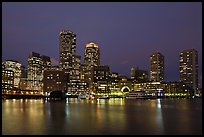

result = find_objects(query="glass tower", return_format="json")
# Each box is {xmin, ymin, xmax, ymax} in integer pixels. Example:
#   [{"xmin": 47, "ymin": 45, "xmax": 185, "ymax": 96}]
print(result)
[
  {"xmin": 179, "ymin": 49, "xmax": 198, "ymax": 96},
  {"xmin": 150, "ymin": 52, "xmax": 164, "ymax": 82}
]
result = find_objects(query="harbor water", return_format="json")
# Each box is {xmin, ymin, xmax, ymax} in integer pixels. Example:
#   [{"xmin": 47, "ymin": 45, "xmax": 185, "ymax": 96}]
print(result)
[{"xmin": 2, "ymin": 98, "xmax": 202, "ymax": 135}]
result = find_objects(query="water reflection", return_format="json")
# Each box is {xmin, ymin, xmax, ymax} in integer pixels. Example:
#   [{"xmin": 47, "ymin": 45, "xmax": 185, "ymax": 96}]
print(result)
[{"xmin": 2, "ymin": 98, "xmax": 202, "ymax": 135}]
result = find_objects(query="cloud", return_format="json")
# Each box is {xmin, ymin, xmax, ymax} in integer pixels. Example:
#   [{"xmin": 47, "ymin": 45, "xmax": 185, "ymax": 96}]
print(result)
[{"xmin": 51, "ymin": 58, "xmax": 59, "ymax": 66}]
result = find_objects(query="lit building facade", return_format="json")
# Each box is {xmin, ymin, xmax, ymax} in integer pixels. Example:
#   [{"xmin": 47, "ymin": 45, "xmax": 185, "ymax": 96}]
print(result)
[
  {"xmin": 67, "ymin": 55, "xmax": 88, "ymax": 93},
  {"xmin": 59, "ymin": 30, "xmax": 76, "ymax": 76},
  {"xmin": 80, "ymin": 64, "xmax": 86, "ymax": 81},
  {"xmin": 43, "ymin": 66, "xmax": 68, "ymax": 95},
  {"xmin": 163, "ymin": 81, "xmax": 192, "ymax": 97},
  {"xmin": 59, "ymin": 30, "xmax": 79, "ymax": 93},
  {"xmin": 133, "ymin": 82, "xmax": 165, "ymax": 97},
  {"xmin": 108, "ymin": 72, "xmax": 120, "ymax": 93},
  {"xmin": 27, "ymin": 52, "xmax": 43, "ymax": 91},
  {"xmin": 179, "ymin": 49, "xmax": 198, "ymax": 95},
  {"xmin": 84, "ymin": 42, "xmax": 100, "ymax": 88},
  {"xmin": 71, "ymin": 55, "xmax": 81, "ymax": 82},
  {"xmin": 150, "ymin": 52, "xmax": 164, "ymax": 82},
  {"xmin": 2, "ymin": 60, "xmax": 22, "ymax": 88},
  {"xmin": 27, "ymin": 52, "xmax": 51, "ymax": 92},
  {"xmin": 107, "ymin": 73, "xmax": 134, "ymax": 96},
  {"xmin": 2, "ymin": 67, "xmax": 14, "ymax": 93},
  {"xmin": 91, "ymin": 65, "xmax": 110, "ymax": 94}
]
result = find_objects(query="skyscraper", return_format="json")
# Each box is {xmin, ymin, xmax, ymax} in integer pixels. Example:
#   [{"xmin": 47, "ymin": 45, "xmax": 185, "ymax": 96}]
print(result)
[
  {"xmin": 27, "ymin": 52, "xmax": 43, "ymax": 91},
  {"xmin": 59, "ymin": 30, "xmax": 76, "ymax": 76},
  {"xmin": 27, "ymin": 52, "xmax": 51, "ymax": 92},
  {"xmin": 179, "ymin": 49, "xmax": 198, "ymax": 95},
  {"xmin": 150, "ymin": 52, "xmax": 164, "ymax": 82},
  {"xmin": 84, "ymin": 42, "xmax": 100, "ymax": 86}
]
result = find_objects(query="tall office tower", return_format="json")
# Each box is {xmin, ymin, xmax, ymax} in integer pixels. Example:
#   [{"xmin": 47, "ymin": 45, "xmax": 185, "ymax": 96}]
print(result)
[
  {"xmin": 59, "ymin": 30, "xmax": 76, "ymax": 78},
  {"xmin": 27, "ymin": 52, "xmax": 51, "ymax": 92},
  {"xmin": 150, "ymin": 52, "xmax": 164, "ymax": 82},
  {"xmin": 27, "ymin": 52, "xmax": 43, "ymax": 91},
  {"xmin": 84, "ymin": 42, "xmax": 100, "ymax": 87},
  {"xmin": 41, "ymin": 55, "xmax": 51, "ymax": 71},
  {"xmin": 130, "ymin": 67, "xmax": 136, "ymax": 79},
  {"xmin": 179, "ymin": 49, "xmax": 198, "ymax": 95},
  {"xmin": 2, "ymin": 60, "xmax": 22, "ymax": 88}
]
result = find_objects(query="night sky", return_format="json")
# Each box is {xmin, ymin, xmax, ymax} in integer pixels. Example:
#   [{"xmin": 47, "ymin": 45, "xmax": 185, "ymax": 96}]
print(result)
[{"xmin": 2, "ymin": 2, "xmax": 202, "ymax": 87}]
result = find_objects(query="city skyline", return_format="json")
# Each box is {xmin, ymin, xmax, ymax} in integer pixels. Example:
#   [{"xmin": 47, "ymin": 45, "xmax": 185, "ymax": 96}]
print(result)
[{"xmin": 2, "ymin": 2, "xmax": 202, "ymax": 87}]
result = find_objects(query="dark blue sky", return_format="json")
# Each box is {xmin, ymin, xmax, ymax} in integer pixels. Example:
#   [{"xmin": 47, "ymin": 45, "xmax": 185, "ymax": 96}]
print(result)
[{"xmin": 2, "ymin": 2, "xmax": 202, "ymax": 87}]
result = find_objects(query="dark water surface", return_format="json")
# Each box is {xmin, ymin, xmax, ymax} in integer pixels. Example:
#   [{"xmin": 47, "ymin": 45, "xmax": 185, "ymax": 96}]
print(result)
[{"xmin": 2, "ymin": 98, "xmax": 202, "ymax": 135}]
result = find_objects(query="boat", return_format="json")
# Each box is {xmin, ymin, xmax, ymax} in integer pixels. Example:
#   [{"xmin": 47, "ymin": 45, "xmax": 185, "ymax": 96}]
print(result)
[
  {"xmin": 125, "ymin": 90, "xmax": 156, "ymax": 99},
  {"xmin": 78, "ymin": 94, "xmax": 89, "ymax": 99},
  {"xmin": 78, "ymin": 93, "xmax": 95, "ymax": 100},
  {"xmin": 98, "ymin": 95, "xmax": 110, "ymax": 99}
]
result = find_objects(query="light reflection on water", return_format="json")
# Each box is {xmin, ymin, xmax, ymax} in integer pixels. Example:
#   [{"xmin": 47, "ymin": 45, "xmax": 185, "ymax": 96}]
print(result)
[{"xmin": 2, "ymin": 98, "xmax": 202, "ymax": 135}]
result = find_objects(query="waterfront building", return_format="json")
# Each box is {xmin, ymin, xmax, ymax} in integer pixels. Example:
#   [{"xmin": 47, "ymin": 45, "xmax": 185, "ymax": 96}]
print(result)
[
  {"xmin": 67, "ymin": 55, "xmax": 88, "ymax": 93},
  {"xmin": 133, "ymin": 81, "xmax": 164, "ymax": 97},
  {"xmin": 91, "ymin": 65, "xmax": 110, "ymax": 94},
  {"xmin": 118, "ymin": 76, "xmax": 133, "ymax": 92},
  {"xmin": 84, "ymin": 42, "xmax": 100, "ymax": 89},
  {"xmin": 133, "ymin": 81, "xmax": 163, "ymax": 92},
  {"xmin": 179, "ymin": 49, "xmax": 198, "ymax": 96},
  {"xmin": 163, "ymin": 81, "xmax": 192, "ymax": 97},
  {"xmin": 43, "ymin": 66, "xmax": 68, "ymax": 95},
  {"xmin": 2, "ymin": 66, "xmax": 14, "ymax": 93},
  {"xmin": 108, "ymin": 72, "xmax": 120, "ymax": 94},
  {"xmin": 133, "ymin": 81, "xmax": 192, "ymax": 98},
  {"xmin": 2, "ymin": 60, "xmax": 22, "ymax": 88},
  {"xmin": 150, "ymin": 52, "xmax": 164, "ymax": 82}
]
